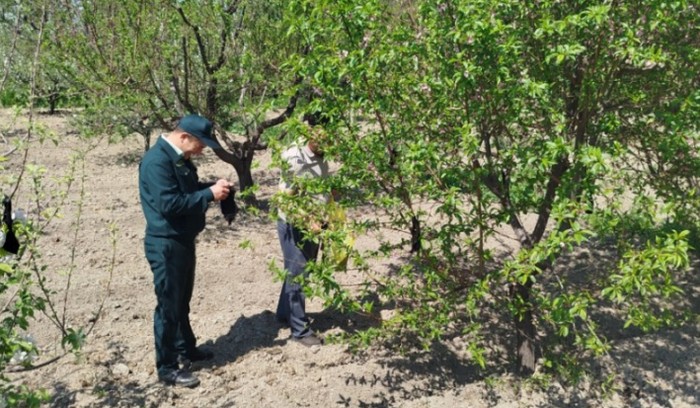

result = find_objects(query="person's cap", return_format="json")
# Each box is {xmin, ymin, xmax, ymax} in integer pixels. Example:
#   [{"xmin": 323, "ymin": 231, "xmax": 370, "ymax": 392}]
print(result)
[{"xmin": 177, "ymin": 114, "xmax": 222, "ymax": 149}]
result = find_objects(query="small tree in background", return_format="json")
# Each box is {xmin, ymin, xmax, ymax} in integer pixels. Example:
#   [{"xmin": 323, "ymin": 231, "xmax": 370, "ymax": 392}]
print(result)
[
  {"xmin": 47, "ymin": 0, "xmax": 304, "ymax": 199},
  {"xmin": 0, "ymin": 2, "xmax": 114, "ymax": 406},
  {"xmin": 0, "ymin": 0, "xmax": 75, "ymax": 113},
  {"xmin": 283, "ymin": 0, "xmax": 700, "ymax": 379}
]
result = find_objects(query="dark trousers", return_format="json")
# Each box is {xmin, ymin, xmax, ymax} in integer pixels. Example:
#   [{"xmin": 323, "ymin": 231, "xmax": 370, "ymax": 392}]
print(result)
[
  {"xmin": 144, "ymin": 235, "xmax": 197, "ymax": 376},
  {"xmin": 276, "ymin": 219, "xmax": 319, "ymax": 338}
]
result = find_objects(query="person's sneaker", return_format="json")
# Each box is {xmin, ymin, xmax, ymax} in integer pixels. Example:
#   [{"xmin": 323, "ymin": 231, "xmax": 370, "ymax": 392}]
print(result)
[
  {"xmin": 292, "ymin": 334, "xmax": 323, "ymax": 347},
  {"xmin": 158, "ymin": 369, "xmax": 200, "ymax": 388}
]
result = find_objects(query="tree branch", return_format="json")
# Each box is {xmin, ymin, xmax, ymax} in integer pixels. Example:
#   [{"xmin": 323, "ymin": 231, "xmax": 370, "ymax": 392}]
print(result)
[
  {"xmin": 176, "ymin": 6, "xmax": 212, "ymax": 74},
  {"xmin": 254, "ymin": 79, "xmax": 302, "ymax": 138},
  {"xmin": 531, "ymin": 157, "xmax": 570, "ymax": 243}
]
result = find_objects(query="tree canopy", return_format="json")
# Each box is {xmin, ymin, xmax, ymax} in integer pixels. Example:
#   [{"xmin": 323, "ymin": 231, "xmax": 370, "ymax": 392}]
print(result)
[
  {"xmin": 47, "ymin": 0, "xmax": 303, "ymax": 195},
  {"xmin": 281, "ymin": 0, "xmax": 700, "ymax": 375}
]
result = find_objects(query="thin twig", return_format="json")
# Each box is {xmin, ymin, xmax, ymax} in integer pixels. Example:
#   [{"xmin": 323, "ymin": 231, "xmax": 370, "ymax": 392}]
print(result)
[{"xmin": 61, "ymin": 152, "xmax": 88, "ymax": 327}]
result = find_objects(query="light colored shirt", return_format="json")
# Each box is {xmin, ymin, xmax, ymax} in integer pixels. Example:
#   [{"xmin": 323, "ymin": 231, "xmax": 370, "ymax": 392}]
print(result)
[
  {"xmin": 278, "ymin": 143, "xmax": 329, "ymax": 222},
  {"xmin": 161, "ymin": 134, "xmax": 184, "ymax": 157}
]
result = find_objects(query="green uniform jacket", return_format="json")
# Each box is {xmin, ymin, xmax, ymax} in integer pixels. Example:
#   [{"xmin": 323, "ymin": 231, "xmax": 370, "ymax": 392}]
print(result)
[{"xmin": 139, "ymin": 137, "xmax": 214, "ymax": 241}]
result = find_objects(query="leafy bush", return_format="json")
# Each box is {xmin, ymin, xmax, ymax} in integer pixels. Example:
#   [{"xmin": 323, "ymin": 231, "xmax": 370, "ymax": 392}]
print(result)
[{"xmin": 277, "ymin": 0, "xmax": 700, "ymax": 383}]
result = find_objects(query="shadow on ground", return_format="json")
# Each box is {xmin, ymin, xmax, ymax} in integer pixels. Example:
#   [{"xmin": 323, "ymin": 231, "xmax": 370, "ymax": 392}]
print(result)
[
  {"xmin": 339, "ymin": 342, "xmax": 485, "ymax": 408},
  {"xmin": 203, "ymin": 304, "xmax": 386, "ymax": 368},
  {"xmin": 528, "ymin": 241, "xmax": 700, "ymax": 408},
  {"xmin": 204, "ymin": 310, "xmax": 288, "ymax": 368},
  {"xmin": 49, "ymin": 340, "xmax": 172, "ymax": 408},
  {"xmin": 51, "ymin": 379, "xmax": 170, "ymax": 408},
  {"xmin": 320, "ymin": 238, "xmax": 700, "ymax": 408}
]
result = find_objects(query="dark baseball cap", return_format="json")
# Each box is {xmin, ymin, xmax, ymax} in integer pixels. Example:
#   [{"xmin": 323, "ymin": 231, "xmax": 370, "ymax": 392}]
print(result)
[{"xmin": 177, "ymin": 114, "xmax": 222, "ymax": 149}]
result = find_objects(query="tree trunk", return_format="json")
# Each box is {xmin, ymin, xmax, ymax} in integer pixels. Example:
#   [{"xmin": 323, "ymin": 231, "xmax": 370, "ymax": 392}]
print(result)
[
  {"xmin": 410, "ymin": 215, "xmax": 421, "ymax": 253},
  {"xmin": 232, "ymin": 156, "xmax": 255, "ymax": 201},
  {"xmin": 143, "ymin": 133, "xmax": 151, "ymax": 152},
  {"xmin": 48, "ymin": 93, "xmax": 58, "ymax": 114},
  {"xmin": 513, "ymin": 281, "xmax": 537, "ymax": 375}
]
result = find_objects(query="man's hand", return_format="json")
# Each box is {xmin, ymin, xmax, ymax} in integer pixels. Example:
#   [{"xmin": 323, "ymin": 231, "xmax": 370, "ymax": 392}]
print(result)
[
  {"xmin": 210, "ymin": 179, "xmax": 232, "ymax": 202},
  {"xmin": 309, "ymin": 220, "xmax": 323, "ymax": 234}
]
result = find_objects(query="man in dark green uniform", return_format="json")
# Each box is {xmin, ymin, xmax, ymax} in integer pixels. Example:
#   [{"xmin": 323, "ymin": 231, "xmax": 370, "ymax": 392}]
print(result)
[{"xmin": 139, "ymin": 114, "xmax": 231, "ymax": 388}]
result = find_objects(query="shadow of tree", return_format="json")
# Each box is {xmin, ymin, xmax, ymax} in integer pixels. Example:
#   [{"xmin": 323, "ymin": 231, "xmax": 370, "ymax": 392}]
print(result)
[
  {"xmin": 0, "ymin": 128, "xmax": 32, "ymax": 140},
  {"xmin": 36, "ymin": 109, "xmax": 75, "ymax": 116},
  {"xmin": 527, "ymin": 324, "xmax": 700, "ymax": 408},
  {"xmin": 49, "ymin": 383, "xmax": 77, "ymax": 408},
  {"xmin": 609, "ymin": 324, "xmax": 699, "ymax": 408},
  {"xmin": 546, "ymin": 239, "xmax": 700, "ymax": 342},
  {"xmin": 528, "ymin": 239, "xmax": 700, "ymax": 407},
  {"xmin": 333, "ymin": 341, "xmax": 485, "ymax": 408},
  {"xmin": 321, "ymin": 232, "xmax": 700, "ymax": 407}
]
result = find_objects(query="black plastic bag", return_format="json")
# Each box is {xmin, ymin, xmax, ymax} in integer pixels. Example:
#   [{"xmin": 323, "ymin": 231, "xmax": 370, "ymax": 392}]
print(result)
[
  {"xmin": 220, "ymin": 191, "xmax": 238, "ymax": 225},
  {"xmin": 2, "ymin": 195, "xmax": 20, "ymax": 254}
]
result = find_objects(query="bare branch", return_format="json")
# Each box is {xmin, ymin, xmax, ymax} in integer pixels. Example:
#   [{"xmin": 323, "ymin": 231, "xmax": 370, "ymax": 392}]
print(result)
[
  {"xmin": 146, "ymin": 66, "xmax": 173, "ymax": 113},
  {"xmin": 254, "ymin": 77, "xmax": 303, "ymax": 138},
  {"xmin": 176, "ymin": 6, "xmax": 213, "ymax": 75},
  {"xmin": 531, "ymin": 157, "xmax": 570, "ymax": 243}
]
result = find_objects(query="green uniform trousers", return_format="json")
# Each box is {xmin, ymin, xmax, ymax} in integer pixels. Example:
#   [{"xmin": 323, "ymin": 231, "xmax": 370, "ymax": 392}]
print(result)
[{"xmin": 144, "ymin": 235, "xmax": 197, "ymax": 376}]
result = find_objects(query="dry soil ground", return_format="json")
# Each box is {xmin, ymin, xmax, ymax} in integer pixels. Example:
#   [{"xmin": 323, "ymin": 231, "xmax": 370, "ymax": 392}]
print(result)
[{"xmin": 2, "ymin": 110, "xmax": 699, "ymax": 408}]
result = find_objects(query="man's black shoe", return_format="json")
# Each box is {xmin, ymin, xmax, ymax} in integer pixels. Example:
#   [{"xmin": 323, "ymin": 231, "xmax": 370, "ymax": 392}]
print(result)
[
  {"xmin": 292, "ymin": 334, "xmax": 323, "ymax": 347},
  {"xmin": 158, "ymin": 369, "xmax": 200, "ymax": 388}
]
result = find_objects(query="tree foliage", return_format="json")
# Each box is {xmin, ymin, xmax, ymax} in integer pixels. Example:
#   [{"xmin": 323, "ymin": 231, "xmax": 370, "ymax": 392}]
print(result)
[
  {"xmin": 0, "ymin": 0, "xmax": 75, "ymax": 112},
  {"xmin": 1, "ymin": 2, "xmax": 115, "ymax": 405},
  {"xmin": 48, "ymin": 0, "xmax": 303, "ymax": 196},
  {"xmin": 281, "ymin": 0, "xmax": 700, "ymax": 378}
]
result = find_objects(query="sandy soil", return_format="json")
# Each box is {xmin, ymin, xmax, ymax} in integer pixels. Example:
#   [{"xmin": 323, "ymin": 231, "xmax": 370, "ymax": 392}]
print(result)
[{"xmin": 2, "ymin": 110, "xmax": 699, "ymax": 408}]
